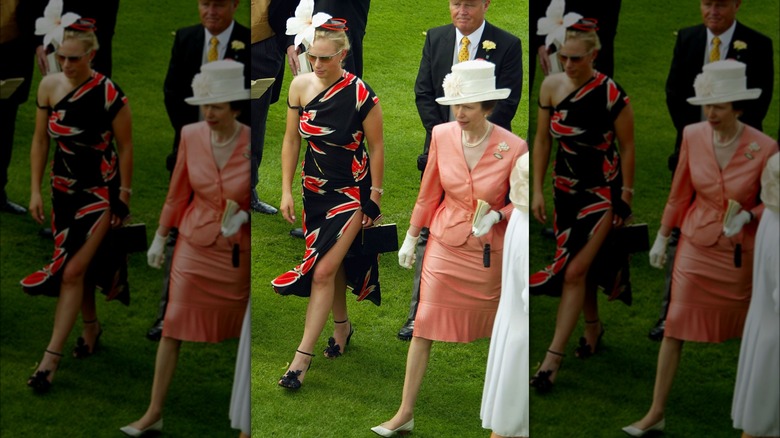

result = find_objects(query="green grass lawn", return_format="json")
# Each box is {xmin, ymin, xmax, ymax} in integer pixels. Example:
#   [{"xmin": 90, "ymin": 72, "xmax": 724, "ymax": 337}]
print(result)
[
  {"xmin": 250, "ymin": 1, "xmax": 528, "ymax": 437},
  {"xmin": 1, "ymin": 2, "xmax": 250, "ymax": 436}
]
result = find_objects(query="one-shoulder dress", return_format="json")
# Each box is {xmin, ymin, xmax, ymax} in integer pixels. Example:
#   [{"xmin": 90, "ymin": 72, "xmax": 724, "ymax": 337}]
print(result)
[
  {"xmin": 272, "ymin": 71, "xmax": 382, "ymax": 305},
  {"xmin": 530, "ymin": 72, "xmax": 631, "ymax": 301},
  {"xmin": 21, "ymin": 72, "xmax": 128, "ymax": 299}
]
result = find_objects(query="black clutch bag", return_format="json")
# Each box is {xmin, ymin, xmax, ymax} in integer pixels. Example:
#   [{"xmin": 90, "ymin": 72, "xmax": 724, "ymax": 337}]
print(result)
[
  {"xmin": 109, "ymin": 223, "xmax": 148, "ymax": 254},
  {"xmin": 359, "ymin": 223, "xmax": 399, "ymax": 255},
  {"xmin": 611, "ymin": 223, "xmax": 650, "ymax": 253}
]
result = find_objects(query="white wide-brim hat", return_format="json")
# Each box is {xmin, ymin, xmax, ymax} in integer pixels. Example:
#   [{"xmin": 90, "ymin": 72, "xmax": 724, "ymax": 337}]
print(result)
[
  {"xmin": 435, "ymin": 60, "xmax": 511, "ymax": 106},
  {"xmin": 185, "ymin": 60, "xmax": 251, "ymax": 105},
  {"xmin": 687, "ymin": 60, "xmax": 761, "ymax": 106}
]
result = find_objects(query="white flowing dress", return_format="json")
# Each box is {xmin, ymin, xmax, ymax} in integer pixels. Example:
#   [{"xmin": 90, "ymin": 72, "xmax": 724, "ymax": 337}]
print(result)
[
  {"xmin": 229, "ymin": 302, "xmax": 250, "ymax": 435},
  {"xmin": 732, "ymin": 153, "xmax": 779, "ymax": 437},
  {"xmin": 481, "ymin": 153, "xmax": 529, "ymax": 437}
]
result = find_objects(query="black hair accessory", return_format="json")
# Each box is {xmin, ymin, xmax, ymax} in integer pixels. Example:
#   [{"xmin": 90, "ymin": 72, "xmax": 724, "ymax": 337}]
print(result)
[
  {"xmin": 570, "ymin": 18, "xmax": 598, "ymax": 32},
  {"xmin": 68, "ymin": 18, "xmax": 97, "ymax": 33},
  {"xmin": 320, "ymin": 18, "xmax": 348, "ymax": 32}
]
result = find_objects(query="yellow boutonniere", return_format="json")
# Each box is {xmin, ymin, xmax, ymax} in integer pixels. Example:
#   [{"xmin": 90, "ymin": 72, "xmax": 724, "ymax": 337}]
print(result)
[
  {"xmin": 231, "ymin": 40, "xmax": 246, "ymax": 51},
  {"xmin": 482, "ymin": 40, "xmax": 496, "ymax": 51},
  {"xmin": 733, "ymin": 40, "xmax": 747, "ymax": 51}
]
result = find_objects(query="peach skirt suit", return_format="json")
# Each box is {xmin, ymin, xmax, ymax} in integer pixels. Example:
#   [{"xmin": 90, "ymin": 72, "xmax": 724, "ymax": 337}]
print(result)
[
  {"xmin": 410, "ymin": 122, "xmax": 527, "ymax": 342},
  {"xmin": 661, "ymin": 122, "xmax": 778, "ymax": 342},
  {"xmin": 159, "ymin": 122, "xmax": 251, "ymax": 342}
]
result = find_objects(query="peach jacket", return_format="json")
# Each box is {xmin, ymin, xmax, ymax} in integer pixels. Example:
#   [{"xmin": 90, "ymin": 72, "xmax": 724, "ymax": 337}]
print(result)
[
  {"xmin": 662, "ymin": 122, "xmax": 778, "ymax": 250},
  {"xmin": 411, "ymin": 122, "xmax": 528, "ymax": 251},
  {"xmin": 160, "ymin": 122, "xmax": 251, "ymax": 250}
]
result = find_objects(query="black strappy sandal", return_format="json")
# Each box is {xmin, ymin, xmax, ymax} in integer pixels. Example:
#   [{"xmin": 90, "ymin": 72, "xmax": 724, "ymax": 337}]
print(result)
[
  {"xmin": 73, "ymin": 318, "xmax": 103, "ymax": 358},
  {"xmin": 278, "ymin": 350, "xmax": 315, "ymax": 390},
  {"xmin": 323, "ymin": 319, "xmax": 354, "ymax": 359},
  {"xmin": 27, "ymin": 349, "xmax": 63, "ymax": 393},
  {"xmin": 574, "ymin": 319, "xmax": 605, "ymax": 359},
  {"xmin": 530, "ymin": 349, "xmax": 565, "ymax": 394}
]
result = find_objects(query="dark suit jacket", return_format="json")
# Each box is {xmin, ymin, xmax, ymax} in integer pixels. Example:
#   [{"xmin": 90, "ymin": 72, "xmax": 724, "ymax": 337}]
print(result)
[
  {"xmin": 163, "ymin": 22, "xmax": 251, "ymax": 170},
  {"xmin": 414, "ymin": 21, "xmax": 522, "ymax": 162},
  {"xmin": 530, "ymin": 0, "xmax": 621, "ymax": 78},
  {"xmin": 666, "ymin": 22, "xmax": 774, "ymax": 170},
  {"xmin": 1, "ymin": 0, "xmax": 36, "ymax": 105}
]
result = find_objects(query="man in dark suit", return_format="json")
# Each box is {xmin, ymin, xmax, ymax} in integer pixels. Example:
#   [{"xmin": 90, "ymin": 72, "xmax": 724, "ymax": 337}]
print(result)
[
  {"xmin": 1, "ymin": 0, "xmax": 36, "ymax": 215},
  {"xmin": 397, "ymin": 0, "xmax": 522, "ymax": 340},
  {"xmin": 147, "ymin": 0, "xmax": 250, "ymax": 341},
  {"xmin": 648, "ymin": 0, "xmax": 774, "ymax": 341}
]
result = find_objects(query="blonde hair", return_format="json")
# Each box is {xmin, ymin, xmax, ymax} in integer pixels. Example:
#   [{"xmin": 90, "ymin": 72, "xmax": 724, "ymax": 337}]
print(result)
[
  {"xmin": 565, "ymin": 28, "xmax": 601, "ymax": 53},
  {"xmin": 313, "ymin": 28, "xmax": 350, "ymax": 53},
  {"xmin": 63, "ymin": 28, "xmax": 99, "ymax": 52}
]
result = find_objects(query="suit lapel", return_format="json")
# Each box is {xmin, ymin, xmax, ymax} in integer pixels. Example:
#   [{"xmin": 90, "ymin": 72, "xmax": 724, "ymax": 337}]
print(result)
[{"xmin": 475, "ymin": 21, "xmax": 493, "ymax": 61}]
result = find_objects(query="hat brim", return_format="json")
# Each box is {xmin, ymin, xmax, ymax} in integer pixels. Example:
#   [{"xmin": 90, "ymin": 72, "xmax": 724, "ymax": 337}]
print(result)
[
  {"xmin": 687, "ymin": 89, "xmax": 761, "ymax": 106},
  {"xmin": 251, "ymin": 78, "xmax": 275, "ymax": 100},
  {"xmin": 435, "ymin": 88, "xmax": 511, "ymax": 106},
  {"xmin": 185, "ymin": 89, "xmax": 251, "ymax": 105}
]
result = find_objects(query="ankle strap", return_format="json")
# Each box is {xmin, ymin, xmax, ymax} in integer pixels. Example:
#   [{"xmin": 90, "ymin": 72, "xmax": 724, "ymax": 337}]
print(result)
[
  {"xmin": 45, "ymin": 349, "xmax": 64, "ymax": 357},
  {"xmin": 585, "ymin": 319, "xmax": 600, "ymax": 324},
  {"xmin": 83, "ymin": 318, "xmax": 98, "ymax": 324},
  {"xmin": 547, "ymin": 349, "xmax": 566, "ymax": 357},
  {"xmin": 333, "ymin": 319, "xmax": 348, "ymax": 324},
  {"xmin": 296, "ymin": 349, "xmax": 315, "ymax": 357}
]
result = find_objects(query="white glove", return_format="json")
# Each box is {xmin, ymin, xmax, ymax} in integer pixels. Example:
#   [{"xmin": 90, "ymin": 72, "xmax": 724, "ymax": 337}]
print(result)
[
  {"xmin": 398, "ymin": 231, "xmax": 420, "ymax": 269},
  {"xmin": 724, "ymin": 210, "xmax": 752, "ymax": 237},
  {"xmin": 648, "ymin": 231, "xmax": 669, "ymax": 269},
  {"xmin": 147, "ymin": 232, "xmax": 168, "ymax": 269},
  {"xmin": 221, "ymin": 210, "xmax": 249, "ymax": 237},
  {"xmin": 473, "ymin": 210, "xmax": 501, "ymax": 237}
]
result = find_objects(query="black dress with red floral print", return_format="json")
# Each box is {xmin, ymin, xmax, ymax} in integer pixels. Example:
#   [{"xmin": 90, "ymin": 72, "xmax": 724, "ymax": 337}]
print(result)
[
  {"xmin": 530, "ymin": 72, "xmax": 633, "ymax": 302},
  {"xmin": 272, "ymin": 71, "xmax": 382, "ymax": 305},
  {"xmin": 21, "ymin": 72, "xmax": 128, "ymax": 299}
]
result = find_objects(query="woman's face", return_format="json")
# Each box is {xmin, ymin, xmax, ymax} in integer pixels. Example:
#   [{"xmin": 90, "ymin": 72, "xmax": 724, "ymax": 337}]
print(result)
[
  {"xmin": 306, "ymin": 38, "xmax": 345, "ymax": 79},
  {"xmin": 201, "ymin": 102, "xmax": 238, "ymax": 132},
  {"xmin": 56, "ymin": 38, "xmax": 93, "ymax": 78},
  {"xmin": 453, "ymin": 102, "xmax": 490, "ymax": 132},
  {"xmin": 558, "ymin": 38, "xmax": 594, "ymax": 79},
  {"xmin": 703, "ymin": 102, "xmax": 741, "ymax": 132}
]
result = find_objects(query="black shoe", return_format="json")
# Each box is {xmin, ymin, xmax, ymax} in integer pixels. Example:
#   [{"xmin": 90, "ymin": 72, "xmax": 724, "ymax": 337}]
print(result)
[
  {"xmin": 39, "ymin": 228, "xmax": 54, "ymax": 240},
  {"xmin": 1, "ymin": 199, "xmax": 27, "ymax": 214},
  {"xmin": 540, "ymin": 227, "xmax": 555, "ymax": 239},
  {"xmin": 397, "ymin": 319, "xmax": 414, "ymax": 341},
  {"xmin": 146, "ymin": 319, "xmax": 163, "ymax": 342},
  {"xmin": 648, "ymin": 319, "xmax": 665, "ymax": 341},
  {"xmin": 290, "ymin": 228, "xmax": 305, "ymax": 239},
  {"xmin": 251, "ymin": 200, "xmax": 278, "ymax": 215}
]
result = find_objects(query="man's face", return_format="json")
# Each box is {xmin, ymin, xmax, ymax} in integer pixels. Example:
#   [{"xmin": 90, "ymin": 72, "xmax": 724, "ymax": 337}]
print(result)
[
  {"xmin": 700, "ymin": 0, "xmax": 741, "ymax": 35},
  {"xmin": 449, "ymin": 0, "xmax": 490, "ymax": 36},
  {"xmin": 199, "ymin": 0, "xmax": 238, "ymax": 35}
]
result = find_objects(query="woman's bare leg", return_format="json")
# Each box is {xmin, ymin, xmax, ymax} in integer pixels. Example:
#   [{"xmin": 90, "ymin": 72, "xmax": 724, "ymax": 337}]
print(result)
[
  {"xmin": 628, "ymin": 337, "xmax": 683, "ymax": 430},
  {"xmin": 379, "ymin": 337, "xmax": 433, "ymax": 430},
  {"xmin": 126, "ymin": 336, "xmax": 183, "ymax": 430}
]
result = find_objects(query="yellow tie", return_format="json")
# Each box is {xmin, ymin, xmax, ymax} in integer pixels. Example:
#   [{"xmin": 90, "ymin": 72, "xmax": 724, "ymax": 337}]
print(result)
[
  {"xmin": 710, "ymin": 36, "xmax": 721, "ymax": 63},
  {"xmin": 208, "ymin": 36, "xmax": 219, "ymax": 62},
  {"xmin": 458, "ymin": 36, "xmax": 470, "ymax": 63}
]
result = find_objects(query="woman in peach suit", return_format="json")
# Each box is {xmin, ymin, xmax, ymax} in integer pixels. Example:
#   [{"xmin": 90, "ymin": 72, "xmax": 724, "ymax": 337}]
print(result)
[
  {"xmin": 625, "ymin": 61, "xmax": 779, "ymax": 436},
  {"xmin": 122, "ymin": 61, "xmax": 251, "ymax": 436},
  {"xmin": 373, "ymin": 60, "xmax": 527, "ymax": 437}
]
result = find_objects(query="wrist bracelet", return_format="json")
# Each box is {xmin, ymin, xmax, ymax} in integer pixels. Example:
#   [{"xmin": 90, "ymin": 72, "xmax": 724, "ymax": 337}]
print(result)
[
  {"xmin": 119, "ymin": 187, "xmax": 133, "ymax": 195},
  {"xmin": 747, "ymin": 211, "xmax": 754, "ymax": 222},
  {"xmin": 497, "ymin": 211, "xmax": 504, "ymax": 221},
  {"xmin": 370, "ymin": 186, "xmax": 384, "ymax": 195},
  {"xmin": 621, "ymin": 186, "xmax": 634, "ymax": 195}
]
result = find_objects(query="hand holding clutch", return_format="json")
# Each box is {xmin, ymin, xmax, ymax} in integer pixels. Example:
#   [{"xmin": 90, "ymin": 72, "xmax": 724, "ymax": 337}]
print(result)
[
  {"xmin": 723, "ymin": 210, "xmax": 752, "ymax": 237},
  {"xmin": 472, "ymin": 210, "xmax": 501, "ymax": 237},
  {"xmin": 648, "ymin": 231, "xmax": 669, "ymax": 269},
  {"xmin": 221, "ymin": 210, "xmax": 249, "ymax": 237},
  {"xmin": 147, "ymin": 232, "xmax": 168, "ymax": 268},
  {"xmin": 398, "ymin": 231, "xmax": 420, "ymax": 269}
]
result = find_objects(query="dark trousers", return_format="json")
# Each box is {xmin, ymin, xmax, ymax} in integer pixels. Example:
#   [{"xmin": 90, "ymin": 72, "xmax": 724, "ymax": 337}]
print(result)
[
  {"xmin": 405, "ymin": 227, "xmax": 429, "ymax": 321},
  {"xmin": 0, "ymin": 100, "xmax": 19, "ymax": 202},
  {"xmin": 250, "ymin": 37, "xmax": 283, "ymax": 204}
]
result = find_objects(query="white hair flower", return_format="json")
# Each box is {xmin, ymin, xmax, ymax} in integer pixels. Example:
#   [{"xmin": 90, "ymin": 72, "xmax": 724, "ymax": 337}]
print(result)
[
  {"xmin": 442, "ymin": 73, "xmax": 464, "ymax": 98},
  {"xmin": 285, "ymin": 0, "xmax": 332, "ymax": 48},
  {"xmin": 191, "ymin": 73, "xmax": 211, "ymax": 97},
  {"xmin": 536, "ymin": 0, "xmax": 582, "ymax": 48},
  {"xmin": 35, "ymin": 0, "xmax": 81, "ymax": 48},
  {"xmin": 693, "ymin": 73, "xmax": 714, "ymax": 97}
]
